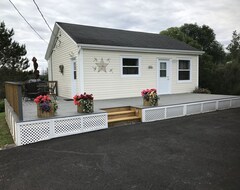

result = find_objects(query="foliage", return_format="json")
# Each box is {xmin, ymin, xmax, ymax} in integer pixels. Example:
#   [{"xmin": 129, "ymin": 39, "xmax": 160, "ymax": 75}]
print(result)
[
  {"xmin": 193, "ymin": 87, "xmax": 211, "ymax": 94},
  {"xmin": 34, "ymin": 95, "xmax": 58, "ymax": 112},
  {"xmin": 227, "ymin": 30, "xmax": 240, "ymax": 64},
  {"xmin": 160, "ymin": 23, "xmax": 240, "ymax": 95},
  {"xmin": 0, "ymin": 22, "xmax": 32, "ymax": 99},
  {"xmin": 0, "ymin": 99, "xmax": 4, "ymax": 112},
  {"xmin": 73, "ymin": 93, "xmax": 94, "ymax": 113},
  {"xmin": 141, "ymin": 88, "xmax": 159, "ymax": 106},
  {"xmin": 212, "ymin": 63, "xmax": 240, "ymax": 95},
  {"xmin": 0, "ymin": 112, "xmax": 14, "ymax": 147},
  {"xmin": 160, "ymin": 23, "xmax": 226, "ymax": 65},
  {"xmin": 0, "ymin": 21, "xmax": 29, "ymax": 71},
  {"xmin": 40, "ymin": 69, "xmax": 48, "ymax": 81}
]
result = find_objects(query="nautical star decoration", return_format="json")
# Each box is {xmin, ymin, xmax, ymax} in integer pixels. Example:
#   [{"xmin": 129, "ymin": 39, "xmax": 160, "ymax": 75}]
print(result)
[{"xmin": 94, "ymin": 58, "xmax": 110, "ymax": 72}]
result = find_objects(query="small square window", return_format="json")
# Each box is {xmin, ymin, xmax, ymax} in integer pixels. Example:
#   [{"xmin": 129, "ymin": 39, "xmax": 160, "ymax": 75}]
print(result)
[{"xmin": 122, "ymin": 58, "xmax": 139, "ymax": 76}]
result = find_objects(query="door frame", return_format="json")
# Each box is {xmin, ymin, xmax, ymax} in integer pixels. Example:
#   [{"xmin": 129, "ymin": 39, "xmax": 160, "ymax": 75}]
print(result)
[
  {"xmin": 71, "ymin": 58, "xmax": 77, "ymax": 97},
  {"xmin": 156, "ymin": 59, "xmax": 172, "ymax": 95}
]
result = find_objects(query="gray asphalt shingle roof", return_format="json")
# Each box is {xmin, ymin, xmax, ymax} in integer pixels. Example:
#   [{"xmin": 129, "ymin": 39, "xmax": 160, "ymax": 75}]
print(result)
[{"xmin": 57, "ymin": 22, "xmax": 199, "ymax": 51}]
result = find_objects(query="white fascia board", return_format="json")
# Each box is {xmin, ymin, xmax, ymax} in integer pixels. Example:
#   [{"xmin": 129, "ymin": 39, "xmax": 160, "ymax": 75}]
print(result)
[
  {"xmin": 78, "ymin": 44, "xmax": 204, "ymax": 55},
  {"xmin": 45, "ymin": 23, "xmax": 59, "ymax": 60}
]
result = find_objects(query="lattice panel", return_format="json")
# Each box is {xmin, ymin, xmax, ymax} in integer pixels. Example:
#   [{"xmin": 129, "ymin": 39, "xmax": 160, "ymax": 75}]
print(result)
[
  {"xmin": 202, "ymin": 101, "xmax": 216, "ymax": 113},
  {"xmin": 83, "ymin": 114, "xmax": 107, "ymax": 131},
  {"xmin": 166, "ymin": 106, "xmax": 184, "ymax": 119},
  {"xmin": 186, "ymin": 104, "xmax": 202, "ymax": 115},
  {"xmin": 231, "ymin": 99, "xmax": 240, "ymax": 108},
  {"xmin": 218, "ymin": 100, "xmax": 231, "ymax": 110},
  {"xmin": 54, "ymin": 117, "xmax": 82, "ymax": 135},
  {"xmin": 144, "ymin": 108, "xmax": 165, "ymax": 122},
  {"xmin": 18, "ymin": 121, "xmax": 51, "ymax": 145}
]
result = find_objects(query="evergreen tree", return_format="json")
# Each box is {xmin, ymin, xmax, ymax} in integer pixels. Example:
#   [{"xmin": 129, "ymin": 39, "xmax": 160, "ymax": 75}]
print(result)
[
  {"xmin": 0, "ymin": 21, "xmax": 29, "ymax": 71},
  {"xmin": 227, "ymin": 30, "xmax": 240, "ymax": 64}
]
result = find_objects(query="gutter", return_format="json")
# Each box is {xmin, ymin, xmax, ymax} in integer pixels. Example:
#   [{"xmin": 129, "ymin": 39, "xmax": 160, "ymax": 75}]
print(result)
[{"xmin": 78, "ymin": 44, "xmax": 204, "ymax": 55}]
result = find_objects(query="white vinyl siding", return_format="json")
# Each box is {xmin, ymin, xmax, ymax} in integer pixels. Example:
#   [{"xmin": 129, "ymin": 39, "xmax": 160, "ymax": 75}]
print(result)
[
  {"xmin": 49, "ymin": 29, "xmax": 79, "ymax": 98},
  {"xmin": 83, "ymin": 49, "xmax": 199, "ymax": 100}
]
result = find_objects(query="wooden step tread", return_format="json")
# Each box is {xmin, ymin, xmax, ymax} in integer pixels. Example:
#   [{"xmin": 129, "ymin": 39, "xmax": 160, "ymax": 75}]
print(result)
[
  {"xmin": 107, "ymin": 110, "xmax": 135, "ymax": 116},
  {"xmin": 108, "ymin": 116, "xmax": 141, "ymax": 123}
]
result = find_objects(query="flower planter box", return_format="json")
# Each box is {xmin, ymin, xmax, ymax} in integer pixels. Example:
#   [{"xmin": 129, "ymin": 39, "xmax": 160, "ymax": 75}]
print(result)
[
  {"xmin": 37, "ymin": 104, "xmax": 55, "ymax": 118},
  {"xmin": 143, "ymin": 99, "xmax": 158, "ymax": 106},
  {"xmin": 77, "ymin": 100, "xmax": 94, "ymax": 113}
]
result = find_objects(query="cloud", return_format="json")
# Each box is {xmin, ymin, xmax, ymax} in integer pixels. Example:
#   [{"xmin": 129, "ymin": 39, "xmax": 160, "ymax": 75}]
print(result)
[{"xmin": 1, "ymin": 0, "xmax": 239, "ymax": 72}]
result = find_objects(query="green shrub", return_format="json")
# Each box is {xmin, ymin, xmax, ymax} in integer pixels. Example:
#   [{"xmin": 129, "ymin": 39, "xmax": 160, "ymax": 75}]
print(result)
[
  {"xmin": 193, "ymin": 87, "xmax": 211, "ymax": 94},
  {"xmin": 0, "ymin": 99, "xmax": 4, "ymax": 112}
]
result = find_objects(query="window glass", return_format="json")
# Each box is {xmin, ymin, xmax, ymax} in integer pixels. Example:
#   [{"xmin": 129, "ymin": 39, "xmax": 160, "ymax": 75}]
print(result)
[
  {"xmin": 160, "ymin": 62, "xmax": 167, "ymax": 77},
  {"xmin": 179, "ymin": 60, "xmax": 190, "ymax": 69},
  {"xmin": 122, "ymin": 58, "xmax": 139, "ymax": 75},
  {"xmin": 160, "ymin": 62, "xmax": 166, "ymax": 70},
  {"xmin": 178, "ymin": 60, "xmax": 190, "ymax": 80}
]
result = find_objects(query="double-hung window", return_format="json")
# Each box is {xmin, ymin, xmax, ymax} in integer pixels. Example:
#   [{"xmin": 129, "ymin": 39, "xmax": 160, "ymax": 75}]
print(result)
[
  {"xmin": 178, "ymin": 60, "xmax": 191, "ymax": 81},
  {"xmin": 122, "ymin": 58, "xmax": 140, "ymax": 76}
]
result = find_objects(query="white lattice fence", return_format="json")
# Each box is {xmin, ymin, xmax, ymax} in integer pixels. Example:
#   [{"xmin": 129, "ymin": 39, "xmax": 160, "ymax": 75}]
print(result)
[
  {"xmin": 142, "ymin": 97, "xmax": 240, "ymax": 122},
  {"xmin": 4, "ymin": 99, "xmax": 19, "ymax": 142},
  {"xmin": 15, "ymin": 113, "xmax": 108, "ymax": 146}
]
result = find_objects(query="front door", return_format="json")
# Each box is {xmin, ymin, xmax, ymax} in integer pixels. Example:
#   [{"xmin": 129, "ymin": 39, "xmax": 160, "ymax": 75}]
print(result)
[{"xmin": 158, "ymin": 60, "xmax": 171, "ymax": 94}]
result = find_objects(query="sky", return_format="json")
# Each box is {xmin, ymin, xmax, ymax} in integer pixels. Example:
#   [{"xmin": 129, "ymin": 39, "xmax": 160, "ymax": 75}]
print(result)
[{"xmin": 1, "ymin": 0, "xmax": 240, "ymax": 72}]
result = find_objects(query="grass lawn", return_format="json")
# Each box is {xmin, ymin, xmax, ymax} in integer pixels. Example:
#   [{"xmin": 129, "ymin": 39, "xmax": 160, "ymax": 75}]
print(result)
[{"xmin": 0, "ymin": 112, "xmax": 14, "ymax": 147}]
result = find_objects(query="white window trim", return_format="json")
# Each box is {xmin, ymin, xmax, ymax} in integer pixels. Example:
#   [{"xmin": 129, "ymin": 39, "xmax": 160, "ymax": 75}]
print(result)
[
  {"xmin": 120, "ymin": 56, "xmax": 141, "ymax": 77},
  {"xmin": 177, "ymin": 59, "xmax": 192, "ymax": 83}
]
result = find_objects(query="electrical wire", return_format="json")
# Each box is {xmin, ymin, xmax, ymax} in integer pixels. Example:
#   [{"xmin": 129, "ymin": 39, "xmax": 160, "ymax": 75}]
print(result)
[
  {"xmin": 32, "ymin": 0, "xmax": 53, "ymax": 33},
  {"xmin": 8, "ymin": 0, "xmax": 48, "ymax": 44}
]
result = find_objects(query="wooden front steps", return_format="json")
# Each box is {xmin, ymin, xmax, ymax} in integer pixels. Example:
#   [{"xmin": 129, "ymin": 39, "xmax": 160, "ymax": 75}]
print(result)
[{"xmin": 102, "ymin": 106, "xmax": 142, "ymax": 126}]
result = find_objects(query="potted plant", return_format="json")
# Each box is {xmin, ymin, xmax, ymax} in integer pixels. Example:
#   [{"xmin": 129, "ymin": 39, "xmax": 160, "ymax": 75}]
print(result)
[
  {"xmin": 141, "ymin": 88, "xmax": 159, "ymax": 106},
  {"xmin": 34, "ymin": 95, "xmax": 58, "ymax": 118},
  {"xmin": 73, "ymin": 93, "xmax": 94, "ymax": 113}
]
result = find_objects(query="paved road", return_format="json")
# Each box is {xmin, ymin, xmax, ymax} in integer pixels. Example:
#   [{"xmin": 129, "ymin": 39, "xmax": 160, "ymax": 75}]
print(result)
[{"xmin": 0, "ymin": 108, "xmax": 240, "ymax": 190}]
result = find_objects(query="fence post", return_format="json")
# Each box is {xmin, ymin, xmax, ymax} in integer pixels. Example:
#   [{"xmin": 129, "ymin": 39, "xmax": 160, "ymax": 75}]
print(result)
[{"xmin": 17, "ymin": 83, "xmax": 23, "ymax": 121}]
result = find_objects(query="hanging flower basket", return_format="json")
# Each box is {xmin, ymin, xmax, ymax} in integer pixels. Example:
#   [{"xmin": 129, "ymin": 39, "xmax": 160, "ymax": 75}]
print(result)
[
  {"xmin": 73, "ymin": 93, "xmax": 94, "ymax": 113},
  {"xmin": 141, "ymin": 88, "xmax": 159, "ymax": 106},
  {"xmin": 34, "ymin": 95, "xmax": 58, "ymax": 118}
]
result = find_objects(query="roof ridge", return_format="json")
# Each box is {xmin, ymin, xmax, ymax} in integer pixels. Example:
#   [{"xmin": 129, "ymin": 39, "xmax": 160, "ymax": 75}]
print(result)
[{"xmin": 56, "ymin": 21, "xmax": 166, "ymax": 37}]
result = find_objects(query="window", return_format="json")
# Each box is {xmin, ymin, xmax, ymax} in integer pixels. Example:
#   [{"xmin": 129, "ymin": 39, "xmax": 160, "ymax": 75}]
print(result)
[
  {"xmin": 160, "ymin": 62, "xmax": 167, "ymax": 77},
  {"xmin": 178, "ymin": 60, "xmax": 190, "ymax": 81},
  {"xmin": 73, "ymin": 61, "xmax": 77, "ymax": 79},
  {"xmin": 122, "ymin": 58, "xmax": 139, "ymax": 76}
]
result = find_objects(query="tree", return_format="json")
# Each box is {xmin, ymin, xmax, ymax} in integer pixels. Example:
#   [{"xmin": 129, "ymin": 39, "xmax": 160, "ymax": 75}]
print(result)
[
  {"xmin": 160, "ymin": 27, "xmax": 201, "ymax": 49},
  {"xmin": 227, "ymin": 30, "xmax": 240, "ymax": 64},
  {"xmin": 160, "ymin": 23, "xmax": 226, "ymax": 65},
  {"xmin": 0, "ymin": 21, "xmax": 29, "ymax": 71},
  {"xmin": 0, "ymin": 21, "xmax": 31, "ymax": 98}
]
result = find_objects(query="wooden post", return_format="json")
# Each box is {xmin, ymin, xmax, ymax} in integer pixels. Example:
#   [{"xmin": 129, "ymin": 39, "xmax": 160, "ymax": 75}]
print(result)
[{"xmin": 5, "ymin": 82, "xmax": 23, "ymax": 121}]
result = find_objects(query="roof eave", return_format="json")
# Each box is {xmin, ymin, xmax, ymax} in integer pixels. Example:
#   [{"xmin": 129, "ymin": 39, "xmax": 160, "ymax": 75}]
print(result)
[
  {"xmin": 78, "ymin": 44, "xmax": 204, "ymax": 55},
  {"xmin": 44, "ymin": 23, "xmax": 60, "ymax": 60}
]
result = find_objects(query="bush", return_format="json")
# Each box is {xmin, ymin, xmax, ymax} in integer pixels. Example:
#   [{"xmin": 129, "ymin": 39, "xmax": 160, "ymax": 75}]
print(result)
[
  {"xmin": 193, "ymin": 87, "xmax": 211, "ymax": 94},
  {"xmin": 0, "ymin": 99, "xmax": 4, "ymax": 112}
]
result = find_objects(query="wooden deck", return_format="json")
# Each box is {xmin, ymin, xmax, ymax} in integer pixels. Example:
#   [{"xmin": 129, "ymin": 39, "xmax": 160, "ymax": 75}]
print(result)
[
  {"xmin": 5, "ymin": 93, "xmax": 240, "ymax": 146},
  {"xmin": 22, "ymin": 93, "xmax": 239, "ymax": 121}
]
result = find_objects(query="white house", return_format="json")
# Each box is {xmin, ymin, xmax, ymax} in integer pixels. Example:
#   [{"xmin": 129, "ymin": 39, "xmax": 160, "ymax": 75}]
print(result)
[{"xmin": 45, "ymin": 22, "xmax": 204, "ymax": 100}]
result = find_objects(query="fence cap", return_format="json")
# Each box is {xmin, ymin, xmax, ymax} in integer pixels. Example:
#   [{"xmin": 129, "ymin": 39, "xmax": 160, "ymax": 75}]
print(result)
[{"xmin": 5, "ymin": 81, "xmax": 24, "ymax": 86}]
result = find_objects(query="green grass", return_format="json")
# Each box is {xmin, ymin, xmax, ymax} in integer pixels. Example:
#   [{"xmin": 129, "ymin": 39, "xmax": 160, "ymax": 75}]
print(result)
[{"xmin": 0, "ymin": 112, "xmax": 14, "ymax": 148}]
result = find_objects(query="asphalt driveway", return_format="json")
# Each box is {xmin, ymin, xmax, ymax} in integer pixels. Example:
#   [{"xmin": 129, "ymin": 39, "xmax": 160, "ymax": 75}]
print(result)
[{"xmin": 0, "ymin": 108, "xmax": 240, "ymax": 190}]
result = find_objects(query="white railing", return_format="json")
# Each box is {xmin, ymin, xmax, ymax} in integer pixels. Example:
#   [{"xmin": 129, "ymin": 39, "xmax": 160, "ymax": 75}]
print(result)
[
  {"xmin": 5, "ymin": 99, "xmax": 19, "ymax": 143},
  {"xmin": 5, "ymin": 99, "xmax": 108, "ymax": 146},
  {"xmin": 142, "ymin": 97, "xmax": 240, "ymax": 122}
]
